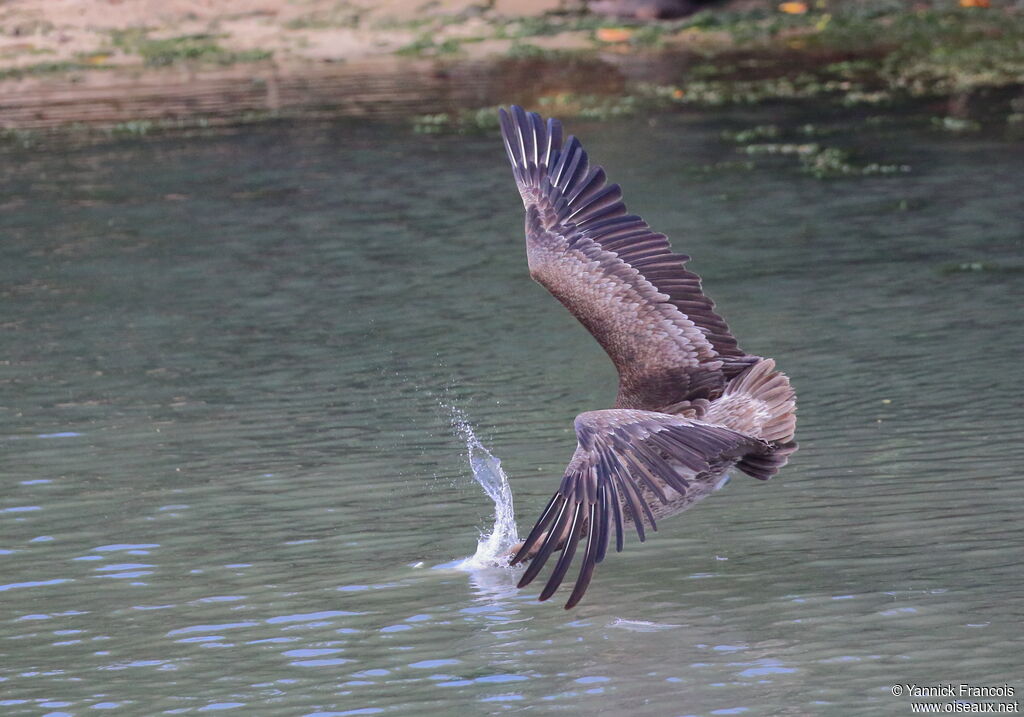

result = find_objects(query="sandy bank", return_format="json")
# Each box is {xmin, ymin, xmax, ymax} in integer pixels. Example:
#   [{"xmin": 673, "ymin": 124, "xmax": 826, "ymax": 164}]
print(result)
[{"xmin": 1, "ymin": 1, "xmax": 1021, "ymax": 131}]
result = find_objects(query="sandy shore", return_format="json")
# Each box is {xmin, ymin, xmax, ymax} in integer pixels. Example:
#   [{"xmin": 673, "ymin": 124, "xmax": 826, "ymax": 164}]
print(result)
[
  {"xmin": 0, "ymin": 0, "xmax": 595, "ymax": 128},
  {"xmin": 1, "ymin": 1, "xmax": 1021, "ymax": 131}
]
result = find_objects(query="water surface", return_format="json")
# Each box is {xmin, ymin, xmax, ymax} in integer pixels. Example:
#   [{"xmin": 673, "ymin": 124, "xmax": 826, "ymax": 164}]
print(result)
[{"xmin": 2, "ymin": 109, "xmax": 1023, "ymax": 716}]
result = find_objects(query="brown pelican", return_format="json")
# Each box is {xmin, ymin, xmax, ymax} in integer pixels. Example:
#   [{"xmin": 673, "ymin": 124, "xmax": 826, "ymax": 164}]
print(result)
[{"xmin": 498, "ymin": 106, "xmax": 798, "ymax": 609}]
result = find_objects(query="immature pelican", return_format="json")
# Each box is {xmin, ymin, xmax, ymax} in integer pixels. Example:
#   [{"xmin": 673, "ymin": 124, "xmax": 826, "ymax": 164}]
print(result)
[{"xmin": 498, "ymin": 106, "xmax": 798, "ymax": 609}]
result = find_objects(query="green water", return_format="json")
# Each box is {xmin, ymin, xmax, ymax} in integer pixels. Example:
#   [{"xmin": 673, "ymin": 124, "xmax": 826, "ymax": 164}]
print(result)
[{"xmin": 2, "ymin": 109, "xmax": 1022, "ymax": 716}]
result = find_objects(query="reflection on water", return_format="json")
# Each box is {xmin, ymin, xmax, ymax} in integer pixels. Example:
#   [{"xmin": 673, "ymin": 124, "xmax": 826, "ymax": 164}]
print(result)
[{"xmin": 1, "ymin": 108, "xmax": 1022, "ymax": 715}]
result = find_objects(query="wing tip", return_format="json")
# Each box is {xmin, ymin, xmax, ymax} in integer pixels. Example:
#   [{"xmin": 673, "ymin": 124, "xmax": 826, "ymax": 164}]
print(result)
[{"xmin": 498, "ymin": 104, "xmax": 565, "ymax": 177}]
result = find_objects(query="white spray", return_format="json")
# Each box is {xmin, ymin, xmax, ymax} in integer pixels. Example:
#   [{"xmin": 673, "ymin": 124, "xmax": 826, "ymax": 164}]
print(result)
[{"xmin": 448, "ymin": 411, "xmax": 520, "ymax": 570}]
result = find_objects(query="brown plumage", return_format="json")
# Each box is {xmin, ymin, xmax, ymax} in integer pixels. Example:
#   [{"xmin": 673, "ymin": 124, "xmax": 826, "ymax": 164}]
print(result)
[{"xmin": 498, "ymin": 106, "xmax": 797, "ymax": 609}]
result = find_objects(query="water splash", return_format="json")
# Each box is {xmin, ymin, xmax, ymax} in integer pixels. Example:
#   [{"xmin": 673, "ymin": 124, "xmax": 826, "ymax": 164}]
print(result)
[{"xmin": 444, "ymin": 411, "xmax": 519, "ymax": 571}]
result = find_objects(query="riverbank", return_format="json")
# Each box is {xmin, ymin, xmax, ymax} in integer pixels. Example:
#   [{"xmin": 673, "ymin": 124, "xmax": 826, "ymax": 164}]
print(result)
[{"xmin": 1, "ymin": 1, "xmax": 1022, "ymax": 133}]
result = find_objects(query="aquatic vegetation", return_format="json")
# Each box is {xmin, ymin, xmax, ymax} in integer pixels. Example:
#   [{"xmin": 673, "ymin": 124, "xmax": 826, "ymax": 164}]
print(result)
[
  {"xmin": 412, "ymin": 106, "xmax": 502, "ymax": 134},
  {"xmin": 0, "ymin": 127, "xmax": 38, "ymax": 148},
  {"xmin": 102, "ymin": 118, "xmax": 217, "ymax": 138},
  {"xmin": 536, "ymin": 92, "xmax": 639, "ymax": 119},
  {"xmin": 739, "ymin": 142, "xmax": 910, "ymax": 179},
  {"xmin": 106, "ymin": 120, "xmax": 155, "ymax": 137},
  {"xmin": 0, "ymin": 114, "xmax": 260, "ymax": 151},
  {"xmin": 799, "ymin": 146, "xmax": 910, "ymax": 179},
  {"xmin": 933, "ymin": 116, "xmax": 982, "ymax": 133},
  {"xmin": 411, "ymin": 113, "xmax": 453, "ymax": 134},
  {"xmin": 643, "ymin": 71, "xmax": 875, "ymax": 108},
  {"xmin": 795, "ymin": 122, "xmax": 839, "ymax": 137},
  {"xmin": 700, "ymin": 159, "xmax": 757, "ymax": 173},
  {"xmin": 721, "ymin": 124, "xmax": 781, "ymax": 143},
  {"xmin": 411, "ymin": 94, "xmax": 636, "ymax": 134}
]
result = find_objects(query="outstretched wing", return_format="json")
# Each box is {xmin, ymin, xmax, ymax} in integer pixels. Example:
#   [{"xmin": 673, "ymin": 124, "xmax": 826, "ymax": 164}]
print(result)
[
  {"xmin": 509, "ymin": 409, "xmax": 775, "ymax": 609},
  {"xmin": 499, "ymin": 105, "xmax": 757, "ymax": 410}
]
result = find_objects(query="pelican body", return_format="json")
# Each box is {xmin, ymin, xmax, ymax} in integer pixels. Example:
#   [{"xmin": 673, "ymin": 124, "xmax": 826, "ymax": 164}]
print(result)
[{"xmin": 498, "ymin": 106, "xmax": 797, "ymax": 609}]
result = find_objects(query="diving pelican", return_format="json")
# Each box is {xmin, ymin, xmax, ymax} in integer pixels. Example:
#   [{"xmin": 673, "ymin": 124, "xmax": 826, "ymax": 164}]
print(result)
[{"xmin": 498, "ymin": 106, "xmax": 798, "ymax": 609}]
